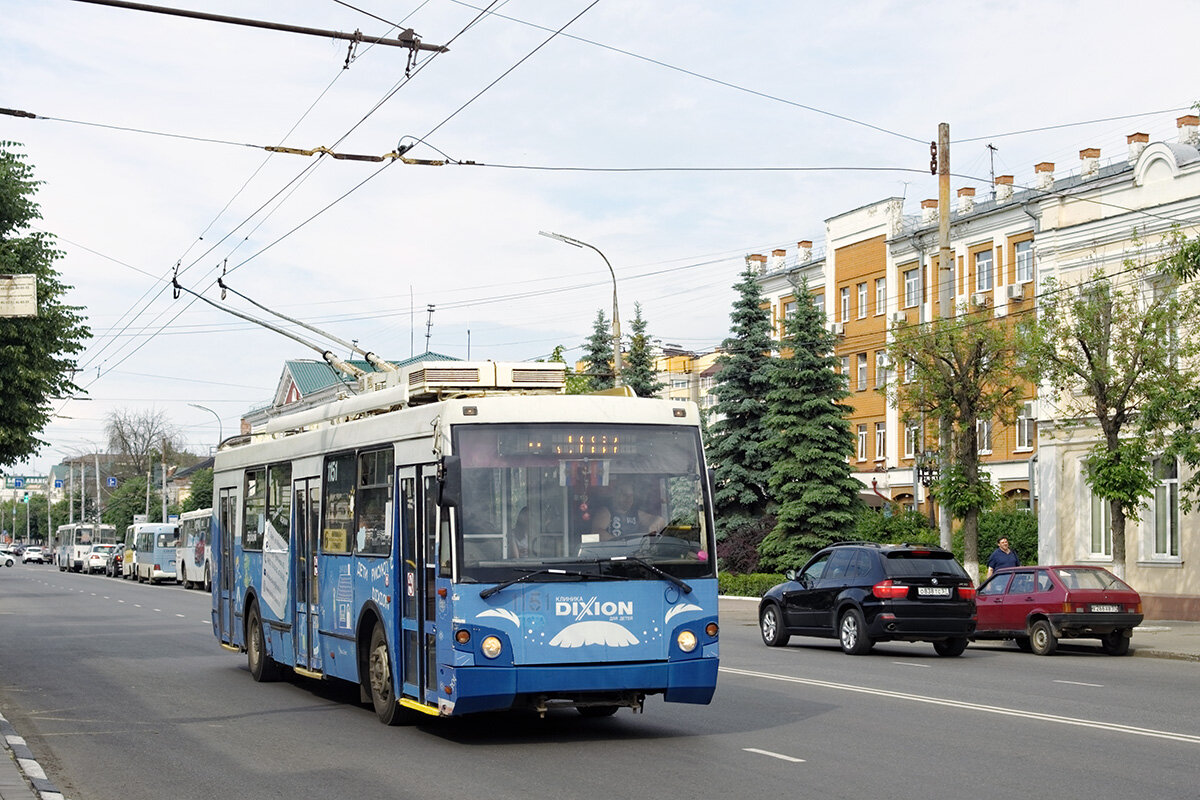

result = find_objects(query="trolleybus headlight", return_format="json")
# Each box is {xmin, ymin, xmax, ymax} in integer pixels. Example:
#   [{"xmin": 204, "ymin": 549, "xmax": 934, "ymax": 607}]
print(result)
[
  {"xmin": 455, "ymin": 629, "xmax": 471, "ymax": 645},
  {"xmin": 677, "ymin": 630, "xmax": 698, "ymax": 653},
  {"xmin": 705, "ymin": 622, "xmax": 719, "ymax": 638},
  {"xmin": 481, "ymin": 635, "xmax": 503, "ymax": 659}
]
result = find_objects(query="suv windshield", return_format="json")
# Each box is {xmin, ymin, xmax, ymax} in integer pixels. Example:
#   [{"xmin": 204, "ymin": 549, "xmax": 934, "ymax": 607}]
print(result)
[
  {"xmin": 453, "ymin": 423, "xmax": 715, "ymax": 584},
  {"xmin": 883, "ymin": 551, "xmax": 969, "ymax": 579}
]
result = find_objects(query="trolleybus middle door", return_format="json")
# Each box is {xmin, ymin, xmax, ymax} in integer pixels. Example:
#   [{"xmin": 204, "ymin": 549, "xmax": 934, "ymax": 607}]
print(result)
[{"xmin": 292, "ymin": 477, "xmax": 321, "ymax": 671}]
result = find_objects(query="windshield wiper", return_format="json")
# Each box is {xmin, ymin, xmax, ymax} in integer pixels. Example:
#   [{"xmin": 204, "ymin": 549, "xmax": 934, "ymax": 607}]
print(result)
[
  {"xmin": 609, "ymin": 556, "xmax": 692, "ymax": 594},
  {"xmin": 479, "ymin": 568, "xmax": 626, "ymax": 599}
]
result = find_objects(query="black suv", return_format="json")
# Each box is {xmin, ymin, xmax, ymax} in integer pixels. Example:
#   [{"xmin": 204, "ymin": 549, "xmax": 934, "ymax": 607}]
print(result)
[{"xmin": 759, "ymin": 542, "xmax": 977, "ymax": 656}]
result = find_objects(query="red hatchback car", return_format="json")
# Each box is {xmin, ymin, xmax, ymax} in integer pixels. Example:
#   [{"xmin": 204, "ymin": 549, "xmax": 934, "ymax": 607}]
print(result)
[{"xmin": 972, "ymin": 566, "xmax": 1143, "ymax": 656}]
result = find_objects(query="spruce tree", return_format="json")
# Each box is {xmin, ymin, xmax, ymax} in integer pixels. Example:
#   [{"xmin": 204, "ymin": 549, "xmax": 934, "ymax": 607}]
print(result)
[
  {"xmin": 707, "ymin": 259, "xmax": 776, "ymax": 538},
  {"xmin": 758, "ymin": 279, "xmax": 863, "ymax": 571},
  {"xmin": 580, "ymin": 309, "xmax": 614, "ymax": 391},
  {"xmin": 623, "ymin": 303, "xmax": 664, "ymax": 397}
]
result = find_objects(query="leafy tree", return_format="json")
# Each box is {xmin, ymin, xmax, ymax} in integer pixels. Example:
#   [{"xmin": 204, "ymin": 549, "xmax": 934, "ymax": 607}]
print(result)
[
  {"xmin": 103, "ymin": 474, "xmax": 164, "ymax": 530},
  {"xmin": 707, "ymin": 259, "xmax": 776, "ymax": 538},
  {"xmin": 1034, "ymin": 230, "xmax": 1200, "ymax": 576},
  {"xmin": 622, "ymin": 302, "xmax": 663, "ymax": 398},
  {"xmin": 181, "ymin": 467, "xmax": 212, "ymax": 512},
  {"xmin": 853, "ymin": 508, "xmax": 938, "ymax": 546},
  {"xmin": 542, "ymin": 345, "xmax": 592, "ymax": 394},
  {"xmin": 580, "ymin": 309, "xmax": 614, "ymax": 391},
  {"xmin": 0, "ymin": 143, "xmax": 90, "ymax": 466},
  {"xmin": 758, "ymin": 279, "xmax": 864, "ymax": 570},
  {"xmin": 887, "ymin": 303, "xmax": 1038, "ymax": 580}
]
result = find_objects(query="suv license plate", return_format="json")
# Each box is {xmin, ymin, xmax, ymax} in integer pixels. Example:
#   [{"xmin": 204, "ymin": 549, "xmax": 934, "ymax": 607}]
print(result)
[
  {"xmin": 1091, "ymin": 604, "xmax": 1120, "ymax": 613},
  {"xmin": 918, "ymin": 587, "xmax": 952, "ymax": 597}
]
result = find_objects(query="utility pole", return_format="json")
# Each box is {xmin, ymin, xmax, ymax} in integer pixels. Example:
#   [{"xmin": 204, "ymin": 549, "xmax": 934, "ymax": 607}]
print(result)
[
  {"xmin": 161, "ymin": 438, "xmax": 168, "ymax": 523},
  {"xmin": 94, "ymin": 453, "xmax": 101, "ymax": 524},
  {"xmin": 936, "ymin": 122, "xmax": 953, "ymax": 551}
]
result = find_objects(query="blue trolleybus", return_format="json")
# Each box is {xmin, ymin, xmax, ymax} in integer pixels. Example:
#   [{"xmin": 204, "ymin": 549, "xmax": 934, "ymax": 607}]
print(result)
[{"xmin": 212, "ymin": 361, "xmax": 719, "ymax": 723}]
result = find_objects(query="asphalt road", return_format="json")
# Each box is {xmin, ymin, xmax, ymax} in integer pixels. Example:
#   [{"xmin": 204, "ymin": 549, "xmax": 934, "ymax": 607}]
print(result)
[{"xmin": 2, "ymin": 565, "xmax": 1197, "ymax": 800}]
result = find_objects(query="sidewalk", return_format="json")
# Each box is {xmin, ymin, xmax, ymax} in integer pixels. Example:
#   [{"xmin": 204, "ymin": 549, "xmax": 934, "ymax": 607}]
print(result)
[
  {"xmin": 0, "ymin": 712, "xmax": 61, "ymax": 800},
  {"xmin": 719, "ymin": 596, "xmax": 1200, "ymax": 661}
]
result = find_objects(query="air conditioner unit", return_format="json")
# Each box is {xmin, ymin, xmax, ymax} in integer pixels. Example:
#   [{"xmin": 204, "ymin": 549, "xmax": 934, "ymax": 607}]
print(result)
[
  {"xmin": 1006, "ymin": 284, "xmax": 1025, "ymax": 301},
  {"xmin": 890, "ymin": 312, "xmax": 907, "ymax": 324},
  {"xmin": 971, "ymin": 292, "xmax": 990, "ymax": 307},
  {"xmin": 829, "ymin": 322, "xmax": 844, "ymax": 337}
]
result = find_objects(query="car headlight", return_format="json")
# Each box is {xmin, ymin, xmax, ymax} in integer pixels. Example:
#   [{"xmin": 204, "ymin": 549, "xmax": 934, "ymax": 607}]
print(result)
[
  {"xmin": 677, "ymin": 630, "xmax": 698, "ymax": 653},
  {"xmin": 481, "ymin": 636, "xmax": 503, "ymax": 659}
]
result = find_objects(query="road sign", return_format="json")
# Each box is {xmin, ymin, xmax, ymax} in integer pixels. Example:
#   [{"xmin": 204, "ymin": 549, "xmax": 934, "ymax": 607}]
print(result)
[
  {"xmin": 0, "ymin": 274, "xmax": 37, "ymax": 318},
  {"xmin": 107, "ymin": 477, "xmax": 118, "ymax": 488},
  {"xmin": 13, "ymin": 478, "xmax": 24, "ymax": 489},
  {"xmin": 54, "ymin": 480, "xmax": 63, "ymax": 488}
]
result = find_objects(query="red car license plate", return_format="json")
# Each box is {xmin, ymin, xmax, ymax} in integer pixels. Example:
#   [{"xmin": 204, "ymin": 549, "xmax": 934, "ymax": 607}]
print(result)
[{"xmin": 1091, "ymin": 604, "xmax": 1120, "ymax": 613}]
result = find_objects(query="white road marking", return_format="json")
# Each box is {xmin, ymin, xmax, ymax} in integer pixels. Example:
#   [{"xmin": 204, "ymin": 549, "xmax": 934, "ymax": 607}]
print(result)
[
  {"xmin": 1054, "ymin": 679, "xmax": 1104, "ymax": 688},
  {"xmin": 743, "ymin": 748, "xmax": 806, "ymax": 763},
  {"xmin": 721, "ymin": 667, "xmax": 1200, "ymax": 744},
  {"xmin": 892, "ymin": 661, "xmax": 930, "ymax": 668},
  {"xmin": 176, "ymin": 614, "xmax": 186, "ymax": 618}
]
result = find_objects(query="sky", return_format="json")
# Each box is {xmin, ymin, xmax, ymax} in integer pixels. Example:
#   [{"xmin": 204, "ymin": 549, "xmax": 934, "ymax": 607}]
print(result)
[{"xmin": 2, "ymin": 0, "xmax": 1197, "ymax": 476}]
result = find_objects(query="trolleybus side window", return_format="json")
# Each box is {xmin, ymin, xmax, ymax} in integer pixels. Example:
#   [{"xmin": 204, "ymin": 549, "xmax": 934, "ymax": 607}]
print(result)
[
  {"xmin": 322, "ymin": 452, "xmax": 355, "ymax": 554},
  {"xmin": 244, "ymin": 467, "xmax": 267, "ymax": 550},
  {"xmin": 356, "ymin": 448, "xmax": 393, "ymax": 556},
  {"xmin": 268, "ymin": 464, "xmax": 292, "ymax": 545}
]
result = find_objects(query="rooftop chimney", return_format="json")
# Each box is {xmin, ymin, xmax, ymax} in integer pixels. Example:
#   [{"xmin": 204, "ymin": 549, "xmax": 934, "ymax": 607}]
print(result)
[
  {"xmin": 957, "ymin": 187, "xmax": 976, "ymax": 215},
  {"xmin": 1079, "ymin": 148, "xmax": 1100, "ymax": 179},
  {"xmin": 769, "ymin": 249, "xmax": 786, "ymax": 272},
  {"xmin": 921, "ymin": 198, "xmax": 938, "ymax": 225},
  {"xmin": 1035, "ymin": 162, "xmax": 1055, "ymax": 190},
  {"xmin": 1178, "ymin": 115, "xmax": 1200, "ymax": 147},
  {"xmin": 1127, "ymin": 132, "xmax": 1149, "ymax": 163},
  {"xmin": 747, "ymin": 253, "xmax": 767, "ymax": 274},
  {"xmin": 797, "ymin": 240, "xmax": 813, "ymax": 263},
  {"xmin": 994, "ymin": 175, "xmax": 1014, "ymax": 203}
]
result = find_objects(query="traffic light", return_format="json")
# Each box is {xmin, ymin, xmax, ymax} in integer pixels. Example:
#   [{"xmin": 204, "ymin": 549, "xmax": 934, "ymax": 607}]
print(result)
[{"xmin": 21, "ymin": 492, "xmax": 29, "ymax": 504}]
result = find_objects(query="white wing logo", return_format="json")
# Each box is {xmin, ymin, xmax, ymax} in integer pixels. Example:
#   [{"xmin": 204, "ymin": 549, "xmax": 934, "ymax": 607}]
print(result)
[
  {"xmin": 664, "ymin": 602, "xmax": 703, "ymax": 626},
  {"xmin": 477, "ymin": 608, "xmax": 520, "ymax": 627},
  {"xmin": 549, "ymin": 621, "xmax": 640, "ymax": 648}
]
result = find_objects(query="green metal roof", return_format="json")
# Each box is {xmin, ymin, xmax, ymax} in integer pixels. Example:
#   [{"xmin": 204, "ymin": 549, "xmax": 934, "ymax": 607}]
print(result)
[{"xmin": 284, "ymin": 352, "xmax": 458, "ymax": 397}]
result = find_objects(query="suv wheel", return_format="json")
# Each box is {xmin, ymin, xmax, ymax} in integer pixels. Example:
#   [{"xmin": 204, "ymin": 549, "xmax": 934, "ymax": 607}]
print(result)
[
  {"xmin": 933, "ymin": 636, "xmax": 968, "ymax": 657},
  {"xmin": 759, "ymin": 603, "xmax": 790, "ymax": 647},
  {"xmin": 839, "ymin": 608, "xmax": 873, "ymax": 655}
]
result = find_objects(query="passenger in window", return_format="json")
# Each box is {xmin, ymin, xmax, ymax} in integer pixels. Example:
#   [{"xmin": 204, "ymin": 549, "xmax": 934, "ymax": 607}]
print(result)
[
  {"xmin": 592, "ymin": 478, "xmax": 665, "ymax": 541},
  {"xmin": 509, "ymin": 507, "xmax": 530, "ymax": 558}
]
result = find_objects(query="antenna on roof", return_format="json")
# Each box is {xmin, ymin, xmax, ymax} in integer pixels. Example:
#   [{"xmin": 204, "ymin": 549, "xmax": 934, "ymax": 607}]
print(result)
[{"xmin": 217, "ymin": 266, "xmax": 397, "ymax": 373}]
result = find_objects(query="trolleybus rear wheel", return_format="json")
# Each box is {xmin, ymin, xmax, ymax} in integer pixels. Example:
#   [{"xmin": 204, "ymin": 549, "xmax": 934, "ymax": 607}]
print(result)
[
  {"xmin": 367, "ymin": 624, "xmax": 406, "ymax": 725},
  {"xmin": 247, "ymin": 605, "xmax": 281, "ymax": 682}
]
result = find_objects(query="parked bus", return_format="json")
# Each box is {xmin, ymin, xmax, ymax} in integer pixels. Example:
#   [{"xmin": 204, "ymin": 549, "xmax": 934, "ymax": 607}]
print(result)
[
  {"xmin": 56, "ymin": 523, "xmax": 118, "ymax": 572},
  {"xmin": 131, "ymin": 522, "xmax": 180, "ymax": 584},
  {"xmin": 212, "ymin": 362, "xmax": 719, "ymax": 723},
  {"xmin": 178, "ymin": 508, "xmax": 214, "ymax": 590}
]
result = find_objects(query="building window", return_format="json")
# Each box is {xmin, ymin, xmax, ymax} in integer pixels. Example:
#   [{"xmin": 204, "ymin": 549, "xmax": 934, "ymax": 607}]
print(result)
[
  {"xmin": 875, "ymin": 278, "xmax": 886, "ymax": 315},
  {"xmin": 857, "ymin": 353, "xmax": 868, "ymax": 391},
  {"xmin": 1152, "ymin": 457, "xmax": 1180, "ymax": 557},
  {"xmin": 814, "ymin": 293, "xmax": 825, "ymax": 320},
  {"xmin": 857, "ymin": 282, "xmax": 867, "ymax": 318},
  {"xmin": 840, "ymin": 287, "xmax": 850, "ymax": 322},
  {"xmin": 1015, "ymin": 240, "xmax": 1033, "ymax": 284},
  {"xmin": 875, "ymin": 422, "xmax": 886, "ymax": 460},
  {"xmin": 975, "ymin": 249, "xmax": 994, "ymax": 292},
  {"xmin": 903, "ymin": 357, "xmax": 916, "ymax": 385},
  {"xmin": 875, "ymin": 351, "xmax": 889, "ymax": 387},
  {"xmin": 977, "ymin": 418, "xmax": 993, "ymax": 454},
  {"xmin": 857, "ymin": 425, "xmax": 868, "ymax": 461},
  {"xmin": 1016, "ymin": 401, "xmax": 1037, "ymax": 450},
  {"xmin": 1090, "ymin": 493, "xmax": 1111, "ymax": 557},
  {"xmin": 904, "ymin": 422, "xmax": 921, "ymax": 459},
  {"xmin": 904, "ymin": 268, "xmax": 920, "ymax": 308},
  {"xmin": 840, "ymin": 355, "xmax": 850, "ymax": 387}
]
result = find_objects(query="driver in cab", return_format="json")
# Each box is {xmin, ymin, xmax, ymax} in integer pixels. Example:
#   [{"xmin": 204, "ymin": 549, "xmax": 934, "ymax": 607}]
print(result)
[{"xmin": 592, "ymin": 478, "xmax": 665, "ymax": 541}]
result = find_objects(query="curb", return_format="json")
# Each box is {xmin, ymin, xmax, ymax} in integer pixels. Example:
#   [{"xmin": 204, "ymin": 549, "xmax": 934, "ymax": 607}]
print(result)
[{"xmin": 0, "ymin": 711, "xmax": 65, "ymax": 800}]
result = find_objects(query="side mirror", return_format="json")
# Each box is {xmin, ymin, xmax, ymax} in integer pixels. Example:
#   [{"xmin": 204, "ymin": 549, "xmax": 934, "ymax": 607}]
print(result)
[
  {"xmin": 439, "ymin": 455, "xmax": 461, "ymax": 508},
  {"xmin": 785, "ymin": 568, "xmax": 797, "ymax": 582}
]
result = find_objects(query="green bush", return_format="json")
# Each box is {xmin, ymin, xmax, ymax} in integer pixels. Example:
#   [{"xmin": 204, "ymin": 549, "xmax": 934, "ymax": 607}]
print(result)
[
  {"xmin": 852, "ymin": 508, "xmax": 940, "ymax": 545},
  {"xmin": 718, "ymin": 572, "xmax": 785, "ymax": 598},
  {"xmin": 951, "ymin": 502, "xmax": 1038, "ymax": 566}
]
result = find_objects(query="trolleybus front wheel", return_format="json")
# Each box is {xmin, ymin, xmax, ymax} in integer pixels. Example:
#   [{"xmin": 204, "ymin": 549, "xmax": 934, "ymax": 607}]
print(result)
[{"xmin": 367, "ymin": 624, "xmax": 407, "ymax": 725}]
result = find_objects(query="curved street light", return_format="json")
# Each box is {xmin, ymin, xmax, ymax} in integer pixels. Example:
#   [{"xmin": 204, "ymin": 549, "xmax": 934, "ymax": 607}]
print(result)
[
  {"xmin": 539, "ymin": 230, "xmax": 622, "ymax": 387},
  {"xmin": 189, "ymin": 403, "xmax": 223, "ymax": 452}
]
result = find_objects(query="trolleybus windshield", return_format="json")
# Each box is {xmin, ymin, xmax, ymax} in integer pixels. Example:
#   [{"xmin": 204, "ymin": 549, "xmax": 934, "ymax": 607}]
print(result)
[{"xmin": 452, "ymin": 423, "xmax": 714, "ymax": 584}]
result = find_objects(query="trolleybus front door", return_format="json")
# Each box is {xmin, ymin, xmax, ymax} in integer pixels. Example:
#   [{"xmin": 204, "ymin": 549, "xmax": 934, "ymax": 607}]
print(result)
[
  {"xmin": 217, "ymin": 487, "xmax": 237, "ymax": 645},
  {"xmin": 292, "ymin": 477, "xmax": 321, "ymax": 671},
  {"xmin": 398, "ymin": 466, "xmax": 439, "ymax": 706}
]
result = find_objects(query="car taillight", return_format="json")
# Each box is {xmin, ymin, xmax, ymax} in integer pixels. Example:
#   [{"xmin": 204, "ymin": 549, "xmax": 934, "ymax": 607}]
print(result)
[
  {"xmin": 872, "ymin": 579, "xmax": 909, "ymax": 599},
  {"xmin": 957, "ymin": 585, "xmax": 976, "ymax": 601}
]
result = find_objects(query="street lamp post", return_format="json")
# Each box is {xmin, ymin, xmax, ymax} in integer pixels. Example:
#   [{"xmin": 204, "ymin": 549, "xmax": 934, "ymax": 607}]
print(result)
[
  {"xmin": 189, "ymin": 403, "xmax": 223, "ymax": 453},
  {"xmin": 539, "ymin": 231, "xmax": 623, "ymax": 387},
  {"xmin": 915, "ymin": 449, "xmax": 940, "ymax": 529}
]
